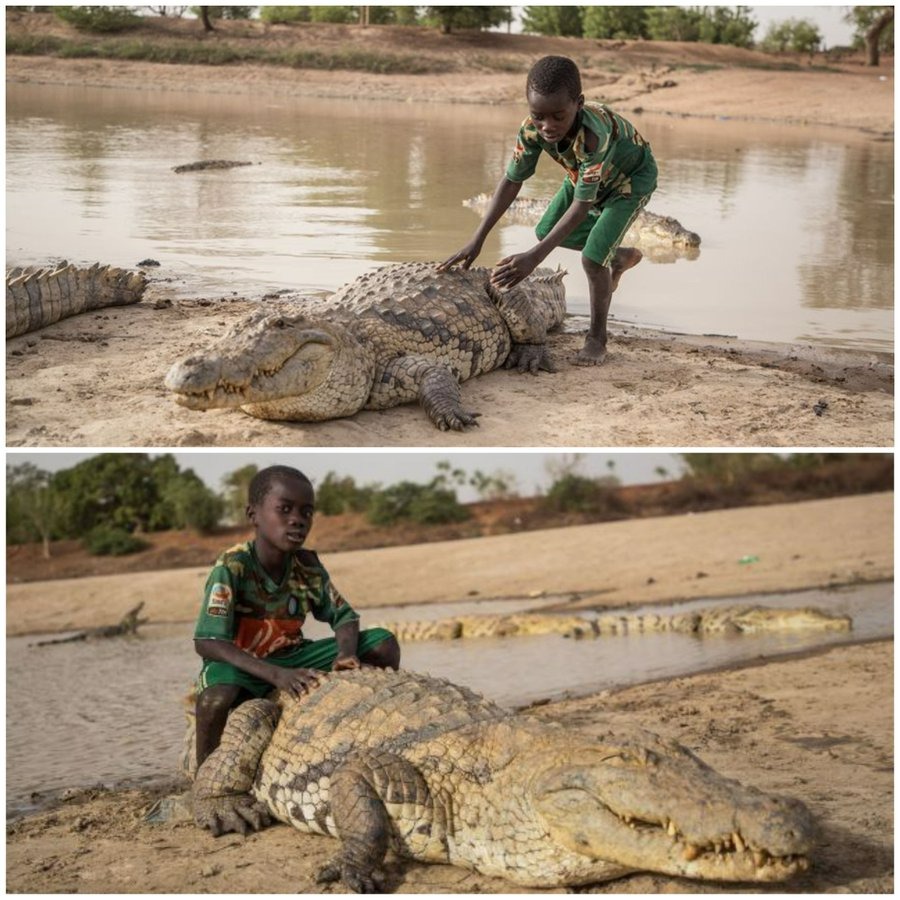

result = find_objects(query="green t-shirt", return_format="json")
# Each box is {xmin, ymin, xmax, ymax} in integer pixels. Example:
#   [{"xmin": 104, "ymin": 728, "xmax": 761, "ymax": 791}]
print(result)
[
  {"xmin": 506, "ymin": 101, "xmax": 651, "ymax": 205},
  {"xmin": 194, "ymin": 540, "xmax": 359, "ymax": 659}
]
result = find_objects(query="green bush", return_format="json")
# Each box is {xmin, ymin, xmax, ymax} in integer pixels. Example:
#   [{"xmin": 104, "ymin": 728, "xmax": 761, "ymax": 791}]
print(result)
[
  {"xmin": 366, "ymin": 482, "xmax": 469, "ymax": 526},
  {"xmin": 542, "ymin": 474, "xmax": 626, "ymax": 516},
  {"xmin": 84, "ymin": 525, "xmax": 149, "ymax": 556},
  {"xmin": 316, "ymin": 472, "xmax": 376, "ymax": 516},
  {"xmin": 54, "ymin": 6, "xmax": 140, "ymax": 33},
  {"xmin": 259, "ymin": 6, "xmax": 310, "ymax": 24},
  {"xmin": 760, "ymin": 18, "xmax": 822, "ymax": 53}
]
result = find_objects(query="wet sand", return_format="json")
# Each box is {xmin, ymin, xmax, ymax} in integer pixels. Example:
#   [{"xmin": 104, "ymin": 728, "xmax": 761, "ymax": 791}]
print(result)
[{"xmin": 6, "ymin": 293, "xmax": 893, "ymax": 448}]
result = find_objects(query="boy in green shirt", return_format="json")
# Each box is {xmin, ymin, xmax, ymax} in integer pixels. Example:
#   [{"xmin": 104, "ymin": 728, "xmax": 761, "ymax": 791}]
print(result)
[
  {"xmin": 439, "ymin": 54, "xmax": 657, "ymax": 366},
  {"xmin": 193, "ymin": 465, "xmax": 400, "ymax": 768}
]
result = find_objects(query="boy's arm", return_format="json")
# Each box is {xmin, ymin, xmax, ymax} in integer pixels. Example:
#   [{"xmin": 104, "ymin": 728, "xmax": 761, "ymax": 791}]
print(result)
[
  {"xmin": 194, "ymin": 638, "xmax": 324, "ymax": 697},
  {"xmin": 491, "ymin": 199, "xmax": 594, "ymax": 290},
  {"xmin": 332, "ymin": 619, "xmax": 362, "ymax": 670},
  {"xmin": 437, "ymin": 175, "xmax": 523, "ymax": 271}
]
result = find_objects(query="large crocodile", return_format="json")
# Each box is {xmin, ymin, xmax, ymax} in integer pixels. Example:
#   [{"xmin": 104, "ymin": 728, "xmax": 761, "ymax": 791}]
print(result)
[
  {"xmin": 6, "ymin": 262, "xmax": 148, "ymax": 338},
  {"xmin": 165, "ymin": 261, "xmax": 566, "ymax": 430},
  {"xmin": 192, "ymin": 667, "xmax": 816, "ymax": 891},
  {"xmin": 372, "ymin": 605, "xmax": 852, "ymax": 642},
  {"xmin": 462, "ymin": 193, "xmax": 701, "ymax": 263}
]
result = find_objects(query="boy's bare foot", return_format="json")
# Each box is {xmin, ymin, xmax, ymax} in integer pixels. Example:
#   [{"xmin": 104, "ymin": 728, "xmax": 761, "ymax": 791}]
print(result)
[
  {"xmin": 574, "ymin": 335, "xmax": 608, "ymax": 366},
  {"xmin": 610, "ymin": 247, "xmax": 643, "ymax": 292}
]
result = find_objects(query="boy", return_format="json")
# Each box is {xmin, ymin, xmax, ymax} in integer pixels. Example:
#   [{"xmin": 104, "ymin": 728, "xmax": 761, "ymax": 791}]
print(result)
[
  {"xmin": 193, "ymin": 465, "xmax": 400, "ymax": 769},
  {"xmin": 439, "ymin": 55, "xmax": 657, "ymax": 365}
]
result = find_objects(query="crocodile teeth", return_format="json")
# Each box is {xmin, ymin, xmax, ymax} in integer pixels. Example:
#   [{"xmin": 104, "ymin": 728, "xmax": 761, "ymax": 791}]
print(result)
[
  {"xmin": 733, "ymin": 831, "xmax": 745, "ymax": 852},
  {"xmin": 667, "ymin": 820, "xmax": 677, "ymax": 837},
  {"xmin": 683, "ymin": 844, "xmax": 700, "ymax": 861},
  {"xmin": 753, "ymin": 849, "xmax": 769, "ymax": 867}
]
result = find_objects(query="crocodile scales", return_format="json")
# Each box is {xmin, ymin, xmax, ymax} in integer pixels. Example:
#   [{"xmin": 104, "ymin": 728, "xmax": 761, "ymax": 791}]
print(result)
[
  {"xmin": 165, "ymin": 262, "xmax": 566, "ymax": 430},
  {"xmin": 192, "ymin": 667, "xmax": 816, "ymax": 891}
]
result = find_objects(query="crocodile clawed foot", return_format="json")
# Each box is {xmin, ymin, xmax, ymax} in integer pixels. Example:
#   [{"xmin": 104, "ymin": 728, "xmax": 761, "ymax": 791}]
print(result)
[
  {"xmin": 505, "ymin": 343, "xmax": 557, "ymax": 375},
  {"xmin": 440, "ymin": 409, "xmax": 481, "ymax": 431},
  {"xmin": 194, "ymin": 793, "xmax": 272, "ymax": 837},
  {"xmin": 316, "ymin": 857, "xmax": 384, "ymax": 893}
]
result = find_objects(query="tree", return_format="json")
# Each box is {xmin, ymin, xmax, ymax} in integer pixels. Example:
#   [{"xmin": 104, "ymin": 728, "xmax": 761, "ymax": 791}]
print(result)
[
  {"xmin": 221, "ymin": 464, "xmax": 258, "ymax": 524},
  {"xmin": 678, "ymin": 453, "xmax": 781, "ymax": 485},
  {"xmin": 696, "ymin": 6, "xmax": 756, "ymax": 48},
  {"xmin": 422, "ymin": 6, "xmax": 512, "ymax": 34},
  {"xmin": 315, "ymin": 472, "xmax": 376, "ymax": 516},
  {"xmin": 521, "ymin": 6, "xmax": 583, "ymax": 37},
  {"xmin": 645, "ymin": 6, "xmax": 702, "ymax": 42},
  {"xmin": 760, "ymin": 18, "xmax": 822, "ymax": 54},
  {"xmin": 846, "ymin": 6, "xmax": 894, "ymax": 65},
  {"xmin": 161, "ymin": 472, "xmax": 224, "ymax": 532},
  {"xmin": 7, "ymin": 464, "xmax": 64, "ymax": 558},
  {"xmin": 582, "ymin": 6, "xmax": 649, "ymax": 40}
]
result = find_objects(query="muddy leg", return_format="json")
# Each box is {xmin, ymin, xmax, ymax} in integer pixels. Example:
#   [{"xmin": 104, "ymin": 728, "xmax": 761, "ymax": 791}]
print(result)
[{"xmin": 195, "ymin": 683, "xmax": 243, "ymax": 769}]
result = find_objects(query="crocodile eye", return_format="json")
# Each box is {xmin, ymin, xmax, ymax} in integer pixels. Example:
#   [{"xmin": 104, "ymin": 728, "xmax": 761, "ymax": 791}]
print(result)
[{"xmin": 273, "ymin": 318, "xmax": 285, "ymax": 328}]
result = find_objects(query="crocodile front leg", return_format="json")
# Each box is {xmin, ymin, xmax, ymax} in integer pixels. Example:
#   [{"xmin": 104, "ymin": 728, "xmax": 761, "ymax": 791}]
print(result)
[
  {"xmin": 504, "ymin": 342, "xmax": 558, "ymax": 374},
  {"xmin": 369, "ymin": 355, "xmax": 480, "ymax": 431},
  {"xmin": 317, "ymin": 750, "xmax": 448, "ymax": 893},
  {"xmin": 193, "ymin": 698, "xmax": 279, "ymax": 836}
]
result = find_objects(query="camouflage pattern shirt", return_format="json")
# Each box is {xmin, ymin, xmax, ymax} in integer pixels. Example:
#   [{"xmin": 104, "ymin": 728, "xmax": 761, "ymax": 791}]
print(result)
[
  {"xmin": 193, "ymin": 540, "xmax": 359, "ymax": 659},
  {"xmin": 506, "ymin": 101, "xmax": 653, "ymax": 204}
]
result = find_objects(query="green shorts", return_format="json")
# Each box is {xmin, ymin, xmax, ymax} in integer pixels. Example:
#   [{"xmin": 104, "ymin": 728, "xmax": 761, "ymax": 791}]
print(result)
[
  {"xmin": 536, "ymin": 153, "xmax": 658, "ymax": 266},
  {"xmin": 196, "ymin": 627, "xmax": 395, "ymax": 697}
]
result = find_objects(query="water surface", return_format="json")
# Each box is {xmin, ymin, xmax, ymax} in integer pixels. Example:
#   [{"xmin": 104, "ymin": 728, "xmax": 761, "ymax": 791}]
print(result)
[{"xmin": 6, "ymin": 83, "xmax": 893, "ymax": 352}]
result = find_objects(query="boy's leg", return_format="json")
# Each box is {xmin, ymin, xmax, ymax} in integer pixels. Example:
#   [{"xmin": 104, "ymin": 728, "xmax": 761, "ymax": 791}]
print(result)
[
  {"xmin": 576, "ymin": 194, "xmax": 649, "ymax": 366},
  {"xmin": 277, "ymin": 627, "xmax": 401, "ymax": 673},
  {"xmin": 195, "ymin": 683, "xmax": 244, "ymax": 769}
]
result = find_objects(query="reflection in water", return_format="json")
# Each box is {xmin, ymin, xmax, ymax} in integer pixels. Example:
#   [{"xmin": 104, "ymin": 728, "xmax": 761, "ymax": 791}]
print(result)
[
  {"xmin": 5, "ymin": 83, "xmax": 893, "ymax": 351},
  {"xmin": 5, "ymin": 582, "xmax": 891, "ymax": 817}
]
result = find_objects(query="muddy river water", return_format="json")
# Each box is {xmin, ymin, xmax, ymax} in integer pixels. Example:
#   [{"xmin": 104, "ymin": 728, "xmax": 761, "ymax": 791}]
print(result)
[
  {"xmin": 5, "ymin": 83, "xmax": 893, "ymax": 352},
  {"xmin": 6, "ymin": 581, "xmax": 892, "ymax": 818}
]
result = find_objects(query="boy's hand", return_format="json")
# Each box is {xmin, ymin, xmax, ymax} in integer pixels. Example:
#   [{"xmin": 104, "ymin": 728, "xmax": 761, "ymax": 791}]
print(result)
[
  {"xmin": 272, "ymin": 666, "xmax": 323, "ymax": 698},
  {"xmin": 333, "ymin": 654, "xmax": 361, "ymax": 671},
  {"xmin": 437, "ymin": 239, "xmax": 483, "ymax": 272},
  {"xmin": 491, "ymin": 251, "xmax": 539, "ymax": 290}
]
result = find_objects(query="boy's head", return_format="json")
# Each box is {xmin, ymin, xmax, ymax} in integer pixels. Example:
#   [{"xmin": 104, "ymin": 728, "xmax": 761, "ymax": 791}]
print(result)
[
  {"xmin": 527, "ymin": 55, "xmax": 582, "ymax": 101},
  {"xmin": 247, "ymin": 466, "xmax": 315, "ymax": 553},
  {"xmin": 525, "ymin": 56, "xmax": 584, "ymax": 145}
]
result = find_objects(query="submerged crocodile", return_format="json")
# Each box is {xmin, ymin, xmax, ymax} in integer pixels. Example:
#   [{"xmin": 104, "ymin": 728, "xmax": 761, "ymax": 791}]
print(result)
[
  {"xmin": 462, "ymin": 193, "xmax": 701, "ymax": 262},
  {"xmin": 172, "ymin": 159, "xmax": 254, "ymax": 173},
  {"xmin": 192, "ymin": 667, "xmax": 816, "ymax": 890},
  {"xmin": 165, "ymin": 261, "xmax": 566, "ymax": 430},
  {"xmin": 6, "ymin": 262, "xmax": 148, "ymax": 338},
  {"xmin": 372, "ymin": 605, "xmax": 853, "ymax": 642}
]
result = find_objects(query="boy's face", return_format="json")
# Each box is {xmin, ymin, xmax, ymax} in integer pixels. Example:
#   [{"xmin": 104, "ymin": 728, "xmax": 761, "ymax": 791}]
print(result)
[
  {"xmin": 248, "ymin": 476, "xmax": 315, "ymax": 555},
  {"xmin": 526, "ymin": 88, "xmax": 584, "ymax": 145}
]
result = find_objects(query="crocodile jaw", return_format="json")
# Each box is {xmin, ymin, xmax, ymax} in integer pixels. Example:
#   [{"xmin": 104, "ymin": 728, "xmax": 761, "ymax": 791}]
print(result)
[{"xmin": 531, "ymin": 735, "xmax": 816, "ymax": 882}]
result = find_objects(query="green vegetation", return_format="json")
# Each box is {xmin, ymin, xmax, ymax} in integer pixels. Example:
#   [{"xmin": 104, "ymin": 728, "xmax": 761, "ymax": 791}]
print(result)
[
  {"xmin": 760, "ymin": 18, "xmax": 823, "ymax": 54},
  {"xmin": 83, "ymin": 525, "xmax": 149, "ymax": 556},
  {"xmin": 53, "ymin": 5, "xmax": 140, "ymax": 32},
  {"xmin": 5, "ymin": 31, "xmax": 449, "ymax": 73},
  {"xmin": 366, "ymin": 481, "xmax": 470, "ymax": 527},
  {"xmin": 315, "ymin": 472, "xmax": 376, "ymax": 516}
]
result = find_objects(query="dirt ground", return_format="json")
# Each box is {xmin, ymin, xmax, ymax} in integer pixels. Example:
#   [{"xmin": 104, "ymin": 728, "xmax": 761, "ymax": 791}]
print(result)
[
  {"xmin": 6, "ymin": 295, "xmax": 893, "ymax": 448},
  {"xmin": 6, "ymin": 640, "xmax": 892, "ymax": 893},
  {"xmin": 5, "ymin": 16, "xmax": 895, "ymax": 448},
  {"xmin": 6, "ymin": 491, "xmax": 892, "ymax": 635}
]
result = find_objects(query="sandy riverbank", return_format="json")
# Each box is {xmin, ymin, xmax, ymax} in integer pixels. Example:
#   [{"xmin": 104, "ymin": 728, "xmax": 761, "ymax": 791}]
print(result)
[
  {"xmin": 6, "ymin": 492, "xmax": 892, "ymax": 637},
  {"xmin": 6, "ymin": 639, "xmax": 892, "ymax": 893}
]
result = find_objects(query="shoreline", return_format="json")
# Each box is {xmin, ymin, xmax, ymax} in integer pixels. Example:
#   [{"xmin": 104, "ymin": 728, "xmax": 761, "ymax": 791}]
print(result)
[{"xmin": 6, "ymin": 493, "xmax": 893, "ymax": 637}]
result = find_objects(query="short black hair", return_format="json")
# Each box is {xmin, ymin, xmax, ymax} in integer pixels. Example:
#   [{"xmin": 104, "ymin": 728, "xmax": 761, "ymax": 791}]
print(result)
[
  {"xmin": 526, "ymin": 55, "xmax": 582, "ymax": 101},
  {"xmin": 248, "ymin": 465, "xmax": 312, "ymax": 507}
]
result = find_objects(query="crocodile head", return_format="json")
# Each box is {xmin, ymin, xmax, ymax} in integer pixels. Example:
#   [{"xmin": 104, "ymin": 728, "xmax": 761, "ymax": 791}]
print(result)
[
  {"xmin": 528, "ymin": 725, "xmax": 816, "ymax": 883},
  {"xmin": 165, "ymin": 305, "xmax": 375, "ymax": 421}
]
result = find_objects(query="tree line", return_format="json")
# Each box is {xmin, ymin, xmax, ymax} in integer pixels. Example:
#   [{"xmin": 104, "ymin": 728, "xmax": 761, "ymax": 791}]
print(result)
[
  {"xmin": 7, "ymin": 453, "xmax": 890, "ymax": 559},
  {"xmin": 23, "ymin": 6, "xmax": 894, "ymax": 61}
]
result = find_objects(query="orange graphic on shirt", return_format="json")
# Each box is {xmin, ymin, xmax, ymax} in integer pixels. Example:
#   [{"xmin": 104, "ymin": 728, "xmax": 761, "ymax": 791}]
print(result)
[{"xmin": 235, "ymin": 617, "xmax": 305, "ymax": 658}]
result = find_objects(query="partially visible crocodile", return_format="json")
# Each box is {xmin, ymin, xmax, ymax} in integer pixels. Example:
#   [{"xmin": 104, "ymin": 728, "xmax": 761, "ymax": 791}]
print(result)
[
  {"xmin": 372, "ymin": 605, "xmax": 853, "ymax": 642},
  {"xmin": 165, "ymin": 262, "xmax": 566, "ymax": 430},
  {"xmin": 462, "ymin": 193, "xmax": 701, "ymax": 262},
  {"xmin": 192, "ymin": 667, "xmax": 816, "ymax": 891},
  {"xmin": 172, "ymin": 160, "xmax": 254, "ymax": 173},
  {"xmin": 6, "ymin": 262, "xmax": 148, "ymax": 338}
]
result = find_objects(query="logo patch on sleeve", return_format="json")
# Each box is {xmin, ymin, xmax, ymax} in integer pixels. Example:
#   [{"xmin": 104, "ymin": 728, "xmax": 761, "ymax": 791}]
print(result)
[{"xmin": 207, "ymin": 583, "xmax": 233, "ymax": 616}]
